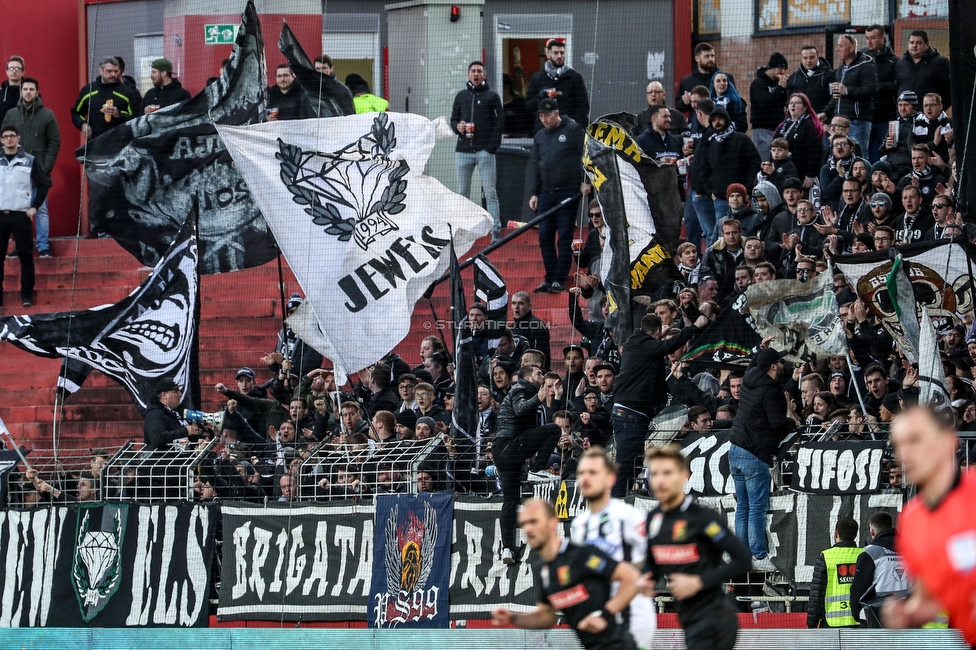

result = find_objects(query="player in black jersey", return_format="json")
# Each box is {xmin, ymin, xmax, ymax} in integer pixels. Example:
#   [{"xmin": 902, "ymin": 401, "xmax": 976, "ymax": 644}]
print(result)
[
  {"xmin": 640, "ymin": 445, "xmax": 752, "ymax": 650},
  {"xmin": 493, "ymin": 499, "xmax": 640, "ymax": 650}
]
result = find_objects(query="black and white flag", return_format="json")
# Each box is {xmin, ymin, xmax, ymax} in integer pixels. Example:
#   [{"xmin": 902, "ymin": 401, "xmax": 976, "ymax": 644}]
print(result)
[
  {"xmin": 279, "ymin": 23, "xmax": 355, "ymax": 118},
  {"xmin": 473, "ymin": 254, "xmax": 508, "ymax": 350},
  {"xmin": 78, "ymin": 1, "xmax": 276, "ymax": 275},
  {"xmin": 582, "ymin": 113, "xmax": 684, "ymax": 344},
  {"xmin": 0, "ymin": 214, "xmax": 200, "ymax": 414},
  {"xmin": 217, "ymin": 112, "xmax": 492, "ymax": 384},
  {"xmin": 919, "ymin": 305, "xmax": 952, "ymax": 414}
]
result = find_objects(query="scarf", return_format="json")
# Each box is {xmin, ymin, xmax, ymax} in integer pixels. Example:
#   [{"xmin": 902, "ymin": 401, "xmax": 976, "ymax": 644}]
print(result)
[
  {"xmin": 780, "ymin": 112, "xmax": 810, "ymax": 139},
  {"xmin": 545, "ymin": 60, "xmax": 571, "ymax": 81},
  {"xmin": 709, "ymin": 123, "xmax": 735, "ymax": 143}
]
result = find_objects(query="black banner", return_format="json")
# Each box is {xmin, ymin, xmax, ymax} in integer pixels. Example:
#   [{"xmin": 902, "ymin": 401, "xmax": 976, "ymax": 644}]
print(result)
[
  {"xmin": 0, "ymin": 503, "xmax": 215, "ymax": 627},
  {"xmin": 79, "ymin": 1, "xmax": 276, "ymax": 275},
  {"xmin": 791, "ymin": 441, "xmax": 887, "ymax": 495},
  {"xmin": 681, "ymin": 431, "xmax": 734, "ymax": 496},
  {"xmin": 278, "ymin": 23, "xmax": 355, "ymax": 118},
  {"xmin": 217, "ymin": 501, "xmax": 374, "ymax": 621},
  {"xmin": 682, "ymin": 296, "xmax": 762, "ymax": 368}
]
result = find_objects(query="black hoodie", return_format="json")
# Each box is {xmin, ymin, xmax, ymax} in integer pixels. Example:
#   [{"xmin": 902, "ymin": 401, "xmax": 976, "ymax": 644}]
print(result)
[
  {"xmin": 750, "ymin": 67, "xmax": 788, "ymax": 130},
  {"xmin": 690, "ymin": 107, "xmax": 762, "ymax": 198},
  {"xmin": 142, "ymin": 78, "xmax": 192, "ymax": 110}
]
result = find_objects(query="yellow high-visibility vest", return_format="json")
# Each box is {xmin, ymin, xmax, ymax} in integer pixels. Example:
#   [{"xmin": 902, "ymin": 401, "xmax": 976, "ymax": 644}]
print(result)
[{"xmin": 822, "ymin": 545, "xmax": 864, "ymax": 627}]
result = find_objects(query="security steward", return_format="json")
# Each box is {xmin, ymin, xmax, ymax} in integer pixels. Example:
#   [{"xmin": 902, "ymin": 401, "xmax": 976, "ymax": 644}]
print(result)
[
  {"xmin": 807, "ymin": 516, "xmax": 864, "ymax": 628},
  {"xmin": 849, "ymin": 512, "xmax": 911, "ymax": 627},
  {"xmin": 0, "ymin": 123, "xmax": 49, "ymax": 307}
]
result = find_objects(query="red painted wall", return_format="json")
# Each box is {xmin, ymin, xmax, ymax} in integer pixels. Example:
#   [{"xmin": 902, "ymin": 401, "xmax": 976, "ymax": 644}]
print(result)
[
  {"xmin": 163, "ymin": 13, "xmax": 323, "ymax": 96},
  {"xmin": 0, "ymin": 0, "xmax": 84, "ymax": 238}
]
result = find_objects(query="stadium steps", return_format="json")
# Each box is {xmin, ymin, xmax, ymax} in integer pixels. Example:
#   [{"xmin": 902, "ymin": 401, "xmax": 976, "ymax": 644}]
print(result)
[{"xmin": 0, "ymin": 229, "xmax": 577, "ymax": 450}]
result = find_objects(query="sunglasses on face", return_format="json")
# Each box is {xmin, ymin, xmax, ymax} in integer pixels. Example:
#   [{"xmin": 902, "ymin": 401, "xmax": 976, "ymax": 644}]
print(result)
[{"xmin": 870, "ymin": 202, "xmax": 886, "ymax": 207}]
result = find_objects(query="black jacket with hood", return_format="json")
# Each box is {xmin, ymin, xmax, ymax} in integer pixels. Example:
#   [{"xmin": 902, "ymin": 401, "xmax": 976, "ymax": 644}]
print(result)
[
  {"xmin": 142, "ymin": 78, "xmax": 192, "ymax": 110},
  {"xmin": 750, "ymin": 67, "xmax": 788, "ymax": 130},
  {"xmin": 690, "ymin": 107, "xmax": 762, "ymax": 198},
  {"xmin": 729, "ymin": 364, "xmax": 795, "ymax": 465},
  {"xmin": 450, "ymin": 81, "xmax": 504, "ymax": 154}
]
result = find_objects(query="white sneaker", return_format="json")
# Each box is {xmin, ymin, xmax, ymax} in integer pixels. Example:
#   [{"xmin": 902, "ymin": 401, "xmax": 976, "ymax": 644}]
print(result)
[
  {"xmin": 502, "ymin": 548, "xmax": 516, "ymax": 565},
  {"xmin": 752, "ymin": 556, "xmax": 777, "ymax": 572}
]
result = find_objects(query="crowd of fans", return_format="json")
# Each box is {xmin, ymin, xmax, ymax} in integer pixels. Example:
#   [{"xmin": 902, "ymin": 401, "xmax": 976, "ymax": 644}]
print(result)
[{"xmin": 6, "ymin": 27, "xmax": 972, "ymax": 509}]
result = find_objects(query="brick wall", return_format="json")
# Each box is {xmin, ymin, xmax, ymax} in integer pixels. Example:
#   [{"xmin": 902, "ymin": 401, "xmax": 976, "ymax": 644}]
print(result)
[{"xmin": 703, "ymin": 34, "xmax": 824, "ymax": 132}]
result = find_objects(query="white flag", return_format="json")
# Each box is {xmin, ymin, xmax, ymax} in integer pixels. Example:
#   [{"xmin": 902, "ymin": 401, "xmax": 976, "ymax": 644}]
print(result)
[
  {"xmin": 217, "ymin": 113, "xmax": 491, "ymax": 383},
  {"xmin": 918, "ymin": 305, "xmax": 951, "ymax": 414}
]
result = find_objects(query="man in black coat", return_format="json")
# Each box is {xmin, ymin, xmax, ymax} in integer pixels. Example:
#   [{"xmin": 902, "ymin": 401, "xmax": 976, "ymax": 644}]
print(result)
[
  {"xmin": 749, "ymin": 52, "xmax": 789, "ymax": 158},
  {"xmin": 143, "ymin": 377, "xmax": 200, "ymax": 452},
  {"xmin": 267, "ymin": 64, "xmax": 313, "ymax": 121},
  {"xmin": 511, "ymin": 290, "xmax": 551, "ymax": 366},
  {"xmin": 610, "ymin": 312, "xmax": 708, "ymax": 498},
  {"xmin": 895, "ymin": 30, "xmax": 951, "ymax": 111},
  {"xmin": 728, "ymin": 348, "xmax": 797, "ymax": 566},
  {"xmin": 527, "ymin": 98, "xmax": 588, "ymax": 293},
  {"xmin": 141, "ymin": 58, "xmax": 191, "ymax": 113},
  {"xmin": 493, "ymin": 365, "xmax": 563, "ymax": 564},
  {"xmin": 676, "ymin": 43, "xmax": 733, "ymax": 114},
  {"xmin": 451, "ymin": 61, "xmax": 504, "ymax": 241},
  {"xmin": 364, "ymin": 363, "xmax": 401, "ymax": 418},
  {"xmin": 690, "ymin": 107, "xmax": 762, "ymax": 226},
  {"xmin": 862, "ymin": 25, "xmax": 900, "ymax": 161},
  {"xmin": 786, "ymin": 46, "xmax": 834, "ymax": 114},
  {"xmin": 524, "ymin": 39, "xmax": 589, "ymax": 133}
]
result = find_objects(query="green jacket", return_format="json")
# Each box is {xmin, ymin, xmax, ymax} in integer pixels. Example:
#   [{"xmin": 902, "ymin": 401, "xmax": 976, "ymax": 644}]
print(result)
[
  {"xmin": 353, "ymin": 93, "xmax": 389, "ymax": 114},
  {"xmin": 2, "ymin": 95, "xmax": 60, "ymax": 174}
]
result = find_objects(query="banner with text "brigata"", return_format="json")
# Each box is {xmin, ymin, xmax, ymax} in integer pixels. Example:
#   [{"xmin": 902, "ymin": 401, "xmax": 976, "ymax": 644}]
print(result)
[
  {"xmin": 217, "ymin": 498, "xmax": 537, "ymax": 621},
  {"xmin": 0, "ymin": 503, "xmax": 215, "ymax": 627},
  {"xmin": 217, "ymin": 113, "xmax": 491, "ymax": 385}
]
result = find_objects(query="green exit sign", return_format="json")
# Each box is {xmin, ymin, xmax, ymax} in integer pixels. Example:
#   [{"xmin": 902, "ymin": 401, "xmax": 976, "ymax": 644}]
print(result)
[{"xmin": 204, "ymin": 24, "xmax": 239, "ymax": 45}]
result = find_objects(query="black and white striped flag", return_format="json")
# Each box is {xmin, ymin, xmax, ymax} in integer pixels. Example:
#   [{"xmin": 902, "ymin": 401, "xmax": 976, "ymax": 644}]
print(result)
[{"xmin": 473, "ymin": 254, "xmax": 508, "ymax": 350}]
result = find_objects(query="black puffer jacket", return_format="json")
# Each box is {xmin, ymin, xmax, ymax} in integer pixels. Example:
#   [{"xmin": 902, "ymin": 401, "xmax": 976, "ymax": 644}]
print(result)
[
  {"xmin": 450, "ymin": 81, "xmax": 504, "ymax": 154},
  {"xmin": 614, "ymin": 326, "xmax": 701, "ymax": 418},
  {"xmin": 729, "ymin": 365, "xmax": 794, "ymax": 465},
  {"xmin": 824, "ymin": 52, "xmax": 878, "ymax": 122},
  {"xmin": 786, "ymin": 58, "xmax": 835, "ymax": 114},
  {"xmin": 895, "ymin": 46, "xmax": 952, "ymax": 110},
  {"xmin": 494, "ymin": 378, "xmax": 543, "ymax": 441},
  {"xmin": 524, "ymin": 66, "xmax": 589, "ymax": 133}
]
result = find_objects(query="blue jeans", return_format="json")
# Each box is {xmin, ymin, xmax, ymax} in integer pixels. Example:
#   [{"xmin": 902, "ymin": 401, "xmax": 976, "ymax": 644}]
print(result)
[
  {"xmin": 610, "ymin": 406, "xmax": 651, "ymax": 498},
  {"xmin": 692, "ymin": 194, "xmax": 717, "ymax": 247},
  {"xmin": 729, "ymin": 444, "xmax": 770, "ymax": 558},
  {"xmin": 684, "ymin": 188, "xmax": 703, "ymax": 248},
  {"xmin": 868, "ymin": 121, "xmax": 889, "ymax": 164},
  {"xmin": 34, "ymin": 196, "xmax": 49, "ymax": 252},
  {"xmin": 849, "ymin": 120, "xmax": 871, "ymax": 158},
  {"xmin": 457, "ymin": 150, "xmax": 501, "ymax": 237},
  {"xmin": 536, "ymin": 190, "xmax": 579, "ymax": 284},
  {"xmin": 710, "ymin": 198, "xmax": 731, "ymax": 242},
  {"xmin": 752, "ymin": 128, "xmax": 774, "ymax": 160}
]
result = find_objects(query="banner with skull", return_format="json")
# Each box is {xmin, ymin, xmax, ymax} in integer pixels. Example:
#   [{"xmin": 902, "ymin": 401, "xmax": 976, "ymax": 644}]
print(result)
[
  {"xmin": 0, "ymin": 213, "xmax": 200, "ymax": 414},
  {"xmin": 834, "ymin": 240, "xmax": 976, "ymax": 355},
  {"xmin": 217, "ymin": 112, "xmax": 492, "ymax": 384},
  {"xmin": 78, "ymin": 0, "xmax": 276, "ymax": 275}
]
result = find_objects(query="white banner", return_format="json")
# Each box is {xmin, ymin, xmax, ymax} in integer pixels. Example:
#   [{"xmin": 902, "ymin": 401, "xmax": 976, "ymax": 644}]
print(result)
[{"xmin": 218, "ymin": 113, "xmax": 492, "ymax": 383}]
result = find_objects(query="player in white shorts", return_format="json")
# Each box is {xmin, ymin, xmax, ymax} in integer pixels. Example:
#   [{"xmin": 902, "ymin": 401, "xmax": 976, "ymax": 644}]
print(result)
[{"xmin": 571, "ymin": 446, "xmax": 656, "ymax": 650}]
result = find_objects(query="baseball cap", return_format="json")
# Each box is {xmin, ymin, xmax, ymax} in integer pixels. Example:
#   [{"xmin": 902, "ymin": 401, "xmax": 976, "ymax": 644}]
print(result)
[
  {"xmin": 151, "ymin": 58, "xmax": 173, "ymax": 73},
  {"xmin": 236, "ymin": 367, "xmax": 256, "ymax": 380},
  {"xmin": 537, "ymin": 98, "xmax": 559, "ymax": 113},
  {"xmin": 754, "ymin": 348, "xmax": 787, "ymax": 368}
]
